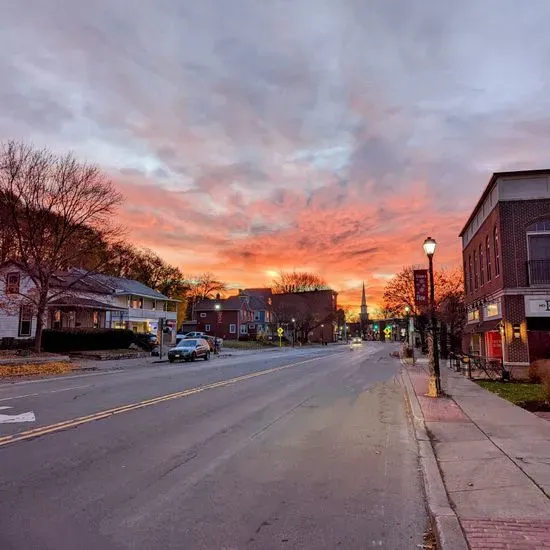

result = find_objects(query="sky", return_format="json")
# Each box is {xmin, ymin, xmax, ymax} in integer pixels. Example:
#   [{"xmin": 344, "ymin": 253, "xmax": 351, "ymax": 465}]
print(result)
[{"xmin": 3, "ymin": 0, "xmax": 550, "ymax": 311}]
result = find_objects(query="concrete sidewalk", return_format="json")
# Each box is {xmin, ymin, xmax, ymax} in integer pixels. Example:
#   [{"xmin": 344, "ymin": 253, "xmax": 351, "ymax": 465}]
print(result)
[{"xmin": 403, "ymin": 357, "xmax": 550, "ymax": 549}]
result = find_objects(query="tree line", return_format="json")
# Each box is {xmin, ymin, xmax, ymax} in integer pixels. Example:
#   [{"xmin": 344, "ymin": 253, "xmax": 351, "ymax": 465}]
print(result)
[{"xmin": 0, "ymin": 141, "xmax": 335, "ymax": 350}]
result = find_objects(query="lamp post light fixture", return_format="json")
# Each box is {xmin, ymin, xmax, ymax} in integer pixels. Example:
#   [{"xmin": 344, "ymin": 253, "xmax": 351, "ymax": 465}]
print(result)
[
  {"xmin": 321, "ymin": 323, "xmax": 325, "ymax": 345},
  {"xmin": 292, "ymin": 317, "xmax": 296, "ymax": 347},
  {"xmin": 423, "ymin": 236, "xmax": 442, "ymax": 397}
]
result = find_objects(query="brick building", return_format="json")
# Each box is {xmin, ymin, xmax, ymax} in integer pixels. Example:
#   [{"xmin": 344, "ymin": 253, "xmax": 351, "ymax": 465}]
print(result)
[
  {"xmin": 194, "ymin": 294, "xmax": 253, "ymax": 340},
  {"xmin": 271, "ymin": 289, "xmax": 337, "ymax": 343},
  {"xmin": 460, "ymin": 170, "xmax": 550, "ymax": 375}
]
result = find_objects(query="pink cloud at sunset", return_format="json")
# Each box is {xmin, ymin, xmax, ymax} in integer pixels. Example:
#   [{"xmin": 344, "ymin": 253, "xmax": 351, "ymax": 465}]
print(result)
[{"xmin": 3, "ymin": 0, "xmax": 550, "ymax": 311}]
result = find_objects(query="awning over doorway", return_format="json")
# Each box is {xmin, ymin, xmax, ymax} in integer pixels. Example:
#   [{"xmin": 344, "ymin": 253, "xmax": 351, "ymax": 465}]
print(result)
[{"xmin": 463, "ymin": 318, "xmax": 502, "ymax": 334}]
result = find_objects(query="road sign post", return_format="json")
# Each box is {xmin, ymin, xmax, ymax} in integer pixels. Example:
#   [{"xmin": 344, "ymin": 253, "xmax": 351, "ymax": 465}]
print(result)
[{"xmin": 277, "ymin": 327, "xmax": 284, "ymax": 347}]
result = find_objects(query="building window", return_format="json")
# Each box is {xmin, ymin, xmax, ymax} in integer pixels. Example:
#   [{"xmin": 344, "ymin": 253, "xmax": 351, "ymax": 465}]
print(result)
[
  {"xmin": 6, "ymin": 272, "xmax": 20, "ymax": 295},
  {"xmin": 473, "ymin": 250, "xmax": 479, "ymax": 289},
  {"xmin": 468, "ymin": 255, "xmax": 473, "ymax": 293},
  {"xmin": 92, "ymin": 311, "xmax": 99, "ymax": 329},
  {"xmin": 494, "ymin": 227, "xmax": 500, "ymax": 276},
  {"xmin": 479, "ymin": 244, "xmax": 484, "ymax": 286},
  {"xmin": 19, "ymin": 305, "xmax": 32, "ymax": 337},
  {"xmin": 486, "ymin": 236, "xmax": 492, "ymax": 281},
  {"xmin": 200, "ymin": 312, "xmax": 207, "ymax": 318},
  {"xmin": 130, "ymin": 295, "xmax": 143, "ymax": 309},
  {"xmin": 249, "ymin": 324, "xmax": 255, "ymax": 330},
  {"xmin": 467, "ymin": 308, "xmax": 480, "ymax": 323},
  {"xmin": 240, "ymin": 324, "xmax": 248, "ymax": 334},
  {"xmin": 205, "ymin": 324, "xmax": 211, "ymax": 332},
  {"xmin": 229, "ymin": 324, "xmax": 236, "ymax": 334},
  {"xmin": 463, "ymin": 261, "xmax": 468, "ymax": 294}
]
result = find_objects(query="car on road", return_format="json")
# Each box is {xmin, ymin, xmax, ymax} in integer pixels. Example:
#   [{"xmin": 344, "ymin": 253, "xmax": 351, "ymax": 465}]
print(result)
[
  {"xmin": 351, "ymin": 336, "xmax": 362, "ymax": 346},
  {"xmin": 168, "ymin": 338, "xmax": 211, "ymax": 363}
]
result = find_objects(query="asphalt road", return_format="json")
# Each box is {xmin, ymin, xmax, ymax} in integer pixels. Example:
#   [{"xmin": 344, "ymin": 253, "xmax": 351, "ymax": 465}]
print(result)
[{"xmin": 0, "ymin": 343, "xmax": 428, "ymax": 549}]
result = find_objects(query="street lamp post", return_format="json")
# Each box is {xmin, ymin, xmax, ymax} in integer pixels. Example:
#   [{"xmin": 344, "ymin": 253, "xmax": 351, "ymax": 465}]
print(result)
[
  {"xmin": 423, "ymin": 236, "xmax": 441, "ymax": 397},
  {"xmin": 292, "ymin": 318, "xmax": 296, "ymax": 347},
  {"xmin": 321, "ymin": 324, "xmax": 324, "ymax": 345}
]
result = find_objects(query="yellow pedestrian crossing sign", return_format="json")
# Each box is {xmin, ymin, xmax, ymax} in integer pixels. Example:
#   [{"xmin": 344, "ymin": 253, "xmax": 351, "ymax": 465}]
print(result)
[
  {"xmin": 384, "ymin": 326, "xmax": 392, "ymax": 336},
  {"xmin": 277, "ymin": 327, "xmax": 284, "ymax": 336}
]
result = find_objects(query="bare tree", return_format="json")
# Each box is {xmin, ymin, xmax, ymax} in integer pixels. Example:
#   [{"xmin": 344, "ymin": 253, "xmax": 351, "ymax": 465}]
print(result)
[
  {"xmin": 186, "ymin": 273, "xmax": 227, "ymax": 320},
  {"xmin": 272, "ymin": 271, "xmax": 329, "ymax": 293},
  {"xmin": 0, "ymin": 141, "xmax": 123, "ymax": 351}
]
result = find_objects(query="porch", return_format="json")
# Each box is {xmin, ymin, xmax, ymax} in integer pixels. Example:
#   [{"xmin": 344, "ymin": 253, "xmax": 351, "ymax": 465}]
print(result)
[{"xmin": 47, "ymin": 298, "xmax": 127, "ymax": 330}]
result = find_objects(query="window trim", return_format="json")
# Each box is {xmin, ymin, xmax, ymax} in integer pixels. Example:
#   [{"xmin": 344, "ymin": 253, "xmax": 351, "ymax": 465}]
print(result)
[
  {"xmin": 6, "ymin": 272, "xmax": 20, "ymax": 295},
  {"xmin": 229, "ymin": 323, "xmax": 236, "ymax": 334},
  {"xmin": 473, "ymin": 249, "xmax": 479, "ymax": 290},
  {"xmin": 486, "ymin": 236, "xmax": 492, "ymax": 282},
  {"xmin": 200, "ymin": 312, "xmax": 207, "ymax": 318},
  {"xmin": 18, "ymin": 305, "xmax": 32, "ymax": 337},
  {"xmin": 479, "ymin": 243, "xmax": 484, "ymax": 286},
  {"xmin": 494, "ymin": 227, "xmax": 500, "ymax": 277},
  {"xmin": 204, "ymin": 324, "xmax": 211, "ymax": 332},
  {"xmin": 468, "ymin": 255, "xmax": 473, "ymax": 294}
]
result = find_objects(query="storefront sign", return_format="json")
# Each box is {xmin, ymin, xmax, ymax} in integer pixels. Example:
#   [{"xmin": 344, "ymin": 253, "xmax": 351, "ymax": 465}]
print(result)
[
  {"xmin": 413, "ymin": 269, "xmax": 429, "ymax": 307},
  {"xmin": 524, "ymin": 296, "xmax": 550, "ymax": 317}
]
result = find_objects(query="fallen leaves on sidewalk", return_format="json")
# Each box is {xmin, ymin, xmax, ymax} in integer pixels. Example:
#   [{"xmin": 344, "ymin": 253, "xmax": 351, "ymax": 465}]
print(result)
[
  {"xmin": 0, "ymin": 361, "xmax": 74, "ymax": 377},
  {"xmin": 418, "ymin": 528, "xmax": 437, "ymax": 549}
]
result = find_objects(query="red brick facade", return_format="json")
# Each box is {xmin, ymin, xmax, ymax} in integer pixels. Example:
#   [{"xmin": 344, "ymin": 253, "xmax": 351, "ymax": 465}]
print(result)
[{"xmin": 461, "ymin": 171, "xmax": 550, "ymax": 370}]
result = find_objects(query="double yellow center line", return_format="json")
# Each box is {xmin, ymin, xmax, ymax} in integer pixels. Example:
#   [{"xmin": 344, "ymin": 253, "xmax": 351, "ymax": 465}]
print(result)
[{"xmin": 0, "ymin": 356, "xmax": 322, "ymax": 448}]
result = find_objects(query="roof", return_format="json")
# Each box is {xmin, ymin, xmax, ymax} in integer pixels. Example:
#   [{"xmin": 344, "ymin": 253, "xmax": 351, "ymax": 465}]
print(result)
[
  {"xmin": 459, "ymin": 169, "xmax": 550, "ymax": 237},
  {"xmin": 77, "ymin": 271, "xmax": 172, "ymax": 300},
  {"xmin": 243, "ymin": 288, "xmax": 273, "ymax": 298},
  {"xmin": 47, "ymin": 297, "xmax": 127, "ymax": 310},
  {"xmin": 50, "ymin": 271, "xmax": 110, "ymax": 294},
  {"xmin": 195, "ymin": 296, "xmax": 247, "ymax": 311}
]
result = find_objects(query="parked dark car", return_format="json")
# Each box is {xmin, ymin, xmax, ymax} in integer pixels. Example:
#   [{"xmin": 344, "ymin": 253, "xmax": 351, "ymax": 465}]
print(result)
[{"xmin": 168, "ymin": 338, "xmax": 210, "ymax": 363}]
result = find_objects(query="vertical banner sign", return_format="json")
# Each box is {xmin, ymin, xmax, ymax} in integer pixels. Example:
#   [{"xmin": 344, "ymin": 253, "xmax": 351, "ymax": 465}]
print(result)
[
  {"xmin": 413, "ymin": 269, "xmax": 429, "ymax": 308},
  {"xmin": 217, "ymin": 312, "xmax": 222, "ymax": 324}
]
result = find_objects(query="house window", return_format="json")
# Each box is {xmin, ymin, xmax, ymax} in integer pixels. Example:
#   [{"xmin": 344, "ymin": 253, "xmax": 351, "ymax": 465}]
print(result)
[
  {"xmin": 479, "ymin": 244, "xmax": 484, "ymax": 286},
  {"xmin": 486, "ymin": 236, "xmax": 492, "ymax": 281},
  {"xmin": 494, "ymin": 227, "xmax": 500, "ymax": 276},
  {"xmin": 152, "ymin": 300, "xmax": 156, "ymax": 310},
  {"xmin": 254, "ymin": 312, "xmax": 261, "ymax": 321},
  {"xmin": 6, "ymin": 272, "xmax": 20, "ymax": 295},
  {"xmin": 240, "ymin": 324, "xmax": 248, "ymax": 334},
  {"xmin": 92, "ymin": 311, "xmax": 99, "ymax": 329},
  {"xmin": 19, "ymin": 305, "xmax": 32, "ymax": 337},
  {"xmin": 200, "ymin": 312, "xmax": 207, "ymax": 318},
  {"xmin": 249, "ymin": 324, "xmax": 255, "ymax": 330},
  {"xmin": 229, "ymin": 324, "xmax": 236, "ymax": 334},
  {"xmin": 473, "ymin": 250, "xmax": 479, "ymax": 290},
  {"xmin": 130, "ymin": 295, "xmax": 143, "ymax": 309},
  {"xmin": 468, "ymin": 255, "xmax": 473, "ymax": 293},
  {"xmin": 205, "ymin": 324, "xmax": 211, "ymax": 332}
]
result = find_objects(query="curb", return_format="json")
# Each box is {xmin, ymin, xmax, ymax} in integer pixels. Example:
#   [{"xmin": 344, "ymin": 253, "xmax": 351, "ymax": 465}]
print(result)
[{"xmin": 400, "ymin": 366, "xmax": 469, "ymax": 550}]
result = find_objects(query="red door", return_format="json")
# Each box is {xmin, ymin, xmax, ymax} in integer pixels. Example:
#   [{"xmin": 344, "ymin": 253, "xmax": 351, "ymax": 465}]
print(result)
[{"xmin": 485, "ymin": 331, "xmax": 503, "ymax": 359}]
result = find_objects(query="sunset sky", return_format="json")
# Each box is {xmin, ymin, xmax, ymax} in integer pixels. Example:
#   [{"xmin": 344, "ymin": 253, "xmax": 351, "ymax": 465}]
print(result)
[{"xmin": 2, "ymin": 1, "xmax": 550, "ymax": 311}]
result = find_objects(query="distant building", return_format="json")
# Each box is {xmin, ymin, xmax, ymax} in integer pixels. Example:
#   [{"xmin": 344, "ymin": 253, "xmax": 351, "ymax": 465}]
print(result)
[
  {"xmin": 359, "ymin": 281, "xmax": 368, "ymax": 337},
  {"xmin": 241, "ymin": 288, "xmax": 274, "ymax": 338},
  {"xmin": 271, "ymin": 289, "xmax": 338, "ymax": 343},
  {"xmin": 194, "ymin": 292, "xmax": 254, "ymax": 340},
  {"xmin": 460, "ymin": 169, "xmax": 550, "ymax": 375}
]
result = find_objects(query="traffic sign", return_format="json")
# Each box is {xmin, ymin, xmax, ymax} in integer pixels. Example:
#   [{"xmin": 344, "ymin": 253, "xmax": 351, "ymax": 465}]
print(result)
[
  {"xmin": 383, "ymin": 326, "xmax": 392, "ymax": 336},
  {"xmin": 277, "ymin": 327, "xmax": 284, "ymax": 336}
]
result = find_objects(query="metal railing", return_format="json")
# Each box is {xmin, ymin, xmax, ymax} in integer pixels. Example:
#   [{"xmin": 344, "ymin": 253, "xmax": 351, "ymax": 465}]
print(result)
[
  {"xmin": 449, "ymin": 352, "xmax": 509, "ymax": 381},
  {"xmin": 527, "ymin": 259, "xmax": 550, "ymax": 285}
]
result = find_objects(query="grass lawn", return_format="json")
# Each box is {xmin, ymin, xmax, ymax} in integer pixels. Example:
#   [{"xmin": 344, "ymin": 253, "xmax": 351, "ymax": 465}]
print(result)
[
  {"xmin": 222, "ymin": 340, "xmax": 279, "ymax": 350},
  {"xmin": 477, "ymin": 380, "xmax": 546, "ymax": 406}
]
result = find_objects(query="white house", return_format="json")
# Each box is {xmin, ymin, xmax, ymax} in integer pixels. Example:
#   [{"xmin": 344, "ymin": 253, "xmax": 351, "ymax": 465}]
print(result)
[{"xmin": 0, "ymin": 262, "xmax": 178, "ymax": 341}]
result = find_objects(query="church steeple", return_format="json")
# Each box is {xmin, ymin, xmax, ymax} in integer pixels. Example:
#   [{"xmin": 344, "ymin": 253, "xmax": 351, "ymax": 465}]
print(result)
[{"xmin": 360, "ymin": 282, "xmax": 368, "ymax": 320}]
